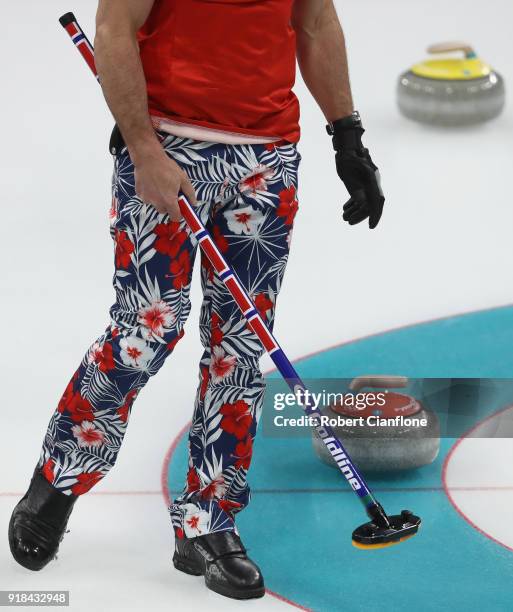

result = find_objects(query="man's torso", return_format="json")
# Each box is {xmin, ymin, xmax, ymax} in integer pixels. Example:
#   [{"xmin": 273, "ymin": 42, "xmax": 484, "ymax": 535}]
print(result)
[{"xmin": 138, "ymin": 0, "xmax": 301, "ymax": 144}]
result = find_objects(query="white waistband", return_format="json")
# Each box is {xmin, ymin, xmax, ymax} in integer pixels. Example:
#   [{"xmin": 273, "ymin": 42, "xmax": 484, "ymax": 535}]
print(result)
[{"xmin": 151, "ymin": 116, "xmax": 280, "ymax": 145}]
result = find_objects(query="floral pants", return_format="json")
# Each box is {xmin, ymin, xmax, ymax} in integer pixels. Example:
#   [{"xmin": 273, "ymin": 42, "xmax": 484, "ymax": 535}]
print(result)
[{"xmin": 38, "ymin": 133, "xmax": 300, "ymax": 537}]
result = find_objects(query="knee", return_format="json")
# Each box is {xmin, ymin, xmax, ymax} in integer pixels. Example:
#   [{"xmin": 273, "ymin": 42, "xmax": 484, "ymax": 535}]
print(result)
[
  {"xmin": 110, "ymin": 299, "xmax": 186, "ymax": 343},
  {"xmin": 209, "ymin": 344, "xmax": 263, "ymax": 384},
  {"xmin": 107, "ymin": 304, "xmax": 186, "ymax": 373}
]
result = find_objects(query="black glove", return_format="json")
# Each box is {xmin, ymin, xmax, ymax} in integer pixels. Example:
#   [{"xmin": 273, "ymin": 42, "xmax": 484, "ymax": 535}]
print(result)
[{"xmin": 327, "ymin": 112, "xmax": 385, "ymax": 229}]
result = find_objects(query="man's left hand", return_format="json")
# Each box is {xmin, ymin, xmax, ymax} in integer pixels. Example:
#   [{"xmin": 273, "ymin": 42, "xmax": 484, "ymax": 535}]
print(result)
[{"xmin": 328, "ymin": 113, "xmax": 385, "ymax": 229}]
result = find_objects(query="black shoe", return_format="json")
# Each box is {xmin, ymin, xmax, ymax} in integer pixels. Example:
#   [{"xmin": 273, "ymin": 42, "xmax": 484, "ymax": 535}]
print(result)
[
  {"xmin": 173, "ymin": 531, "xmax": 265, "ymax": 600},
  {"xmin": 8, "ymin": 469, "xmax": 77, "ymax": 571}
]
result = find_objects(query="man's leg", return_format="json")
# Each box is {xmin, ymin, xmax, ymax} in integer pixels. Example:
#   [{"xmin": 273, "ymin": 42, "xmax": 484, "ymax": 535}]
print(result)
[
  {"xmin": 38, "ymin": 149, "xmax": 199, "ymax": 495},
  {"xmin": 171, "ymin": 141, "xmax": 301, "ymax": 537},
  {"xmin": 9, "ymin": 145, "xmax": 201, "ymax": 570}
]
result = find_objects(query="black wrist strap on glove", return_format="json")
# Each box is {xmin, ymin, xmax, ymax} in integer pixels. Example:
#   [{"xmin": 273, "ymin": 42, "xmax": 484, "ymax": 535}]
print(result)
[
  {"xmin": 326, "ymin": 112, "xmax": 365, "ymax": 151},
  {"xmin": 327, "ymin": 111, "xmax": 385, "ymax": 230}
]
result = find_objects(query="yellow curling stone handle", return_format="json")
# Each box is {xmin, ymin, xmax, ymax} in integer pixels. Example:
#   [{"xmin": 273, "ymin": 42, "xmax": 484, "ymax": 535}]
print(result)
[{"xmin": 427, "ymin": 41, "xmax": 476, "ymax": 56}]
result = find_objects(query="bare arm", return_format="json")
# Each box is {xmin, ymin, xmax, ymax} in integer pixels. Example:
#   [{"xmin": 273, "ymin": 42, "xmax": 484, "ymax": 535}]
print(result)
[
  {"xmin": 293, "ymin": 0, "xmax": 385, "ymax": 229},
  {"xmin": 292, "ymin": 0, "xmax": 353, "ymax": 122},
  {"xmin": 95, "ymin": 0, "xmax": 196, "ymax": 218}
]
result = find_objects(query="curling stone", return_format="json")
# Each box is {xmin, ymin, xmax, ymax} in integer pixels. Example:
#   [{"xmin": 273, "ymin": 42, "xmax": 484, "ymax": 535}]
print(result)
[
  {"xmin": 312, "ymin": 376, "xmax": 440, "ymax": 472},
  {"xmin": 397, "ymin": 42, "xmax": 505, "ymax": 126}
]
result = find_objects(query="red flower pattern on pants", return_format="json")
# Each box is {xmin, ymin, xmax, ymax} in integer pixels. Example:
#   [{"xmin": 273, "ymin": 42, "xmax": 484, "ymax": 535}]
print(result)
[
  {"xmin": 38, "ymin": 135, "xmax": 300, "ymax": 537},
  {"xmin": 210, "ymin": 313, "xmax": 224, "ymax": 346},
  {"xmin": 114, "ymin": 230, "xmax": 134, "ymax": 268},
  {"xmin": 71, "ymin": 472, "xmax": 103, "ymax": 496},
  {"xmin": 117, "ymin": 389, "xmax": 139, "ymax": 423},
  {"xmin": 277, "ymin": 185, "xmax": 299, "ymax": 226},
  {"xmin": 154, "ymin": 222, "xmax": 187, "ymax": 257},
  {"xmin": 220, "ymin": 400, "xmax": 252, "ymax": 440},
  {"xmin": 254, "ymin": 293, "xmax": 274, "ymax": 321},
  {"xmin": 234, "ymin": 436, "xmax": 253, "ymax": 470},
  {"xmin": 212, "ymin": 225, "xmax": 229, "ymax": 253},
  {"xmin": 92, "ymin": 342, "xmax": 115, "ymax": 373},
  {"xmin": 169, "ymin": 251, "xmax": 191, "ymax": 290}
]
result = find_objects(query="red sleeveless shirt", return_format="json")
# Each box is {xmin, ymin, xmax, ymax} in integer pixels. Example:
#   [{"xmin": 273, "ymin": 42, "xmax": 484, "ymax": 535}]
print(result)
[{"xmin": 138, "ymin": 0, "xmax": 300, "ymax": 143}]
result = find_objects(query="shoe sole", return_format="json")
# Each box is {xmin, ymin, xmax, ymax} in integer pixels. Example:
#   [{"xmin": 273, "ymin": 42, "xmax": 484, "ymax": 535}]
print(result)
[
  {"xmin": 173, "ymin": 553, "xmax": 265, "ymax": 600},
  {"xmin": 205, "ymin": 578, "xmax": 265, "ymax": 600}
]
